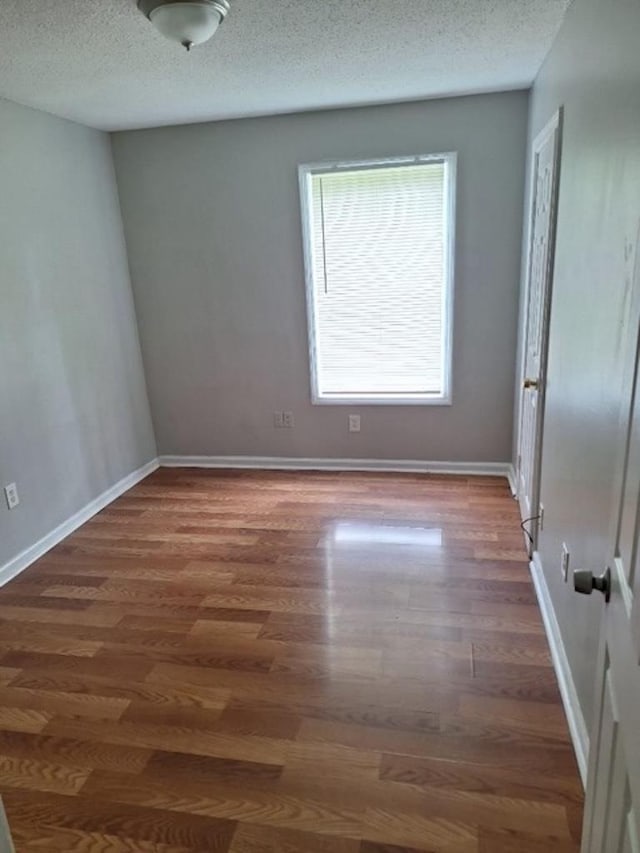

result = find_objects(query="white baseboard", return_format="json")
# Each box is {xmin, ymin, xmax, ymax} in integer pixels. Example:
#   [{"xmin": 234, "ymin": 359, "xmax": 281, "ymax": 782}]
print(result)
[
  {"xmin": 530, "ymin": 551, "xmax": 589, "ymax": 787},
  {"xmin": 159, "ymin": 455, "xmax": 511, "ymax": 478},
  {"xmin": 0, "ymin": 799, "xmax": 15, "ymax": 852},
  {"xmin": 507, "ymin": 463, "xmax": 517, "ymax": 497},
  {"xmin": 0, "ymin": 458, "xmax": 159, "ymax": 588}
]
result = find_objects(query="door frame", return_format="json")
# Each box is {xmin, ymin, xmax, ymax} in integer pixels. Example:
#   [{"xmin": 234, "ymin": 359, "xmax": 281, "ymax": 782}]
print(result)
[{"xmin": 515, "ymin": 107, "xmax": 563, "ymax": 552}]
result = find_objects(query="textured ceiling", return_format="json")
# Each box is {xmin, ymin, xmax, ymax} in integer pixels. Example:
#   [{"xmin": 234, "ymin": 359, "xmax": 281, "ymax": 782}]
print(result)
[{"xmin": 0, "ymin": 0, "xmax": 570, "ymax": 131}]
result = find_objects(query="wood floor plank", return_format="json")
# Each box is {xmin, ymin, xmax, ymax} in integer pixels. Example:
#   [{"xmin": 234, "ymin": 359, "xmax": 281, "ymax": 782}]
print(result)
[
  {"xmin": 477, "ymin": 826, "xmax": 582, "ymax": 853},
  {"xmin": 0, "ymin": 706, "xmax": 52, "ymax": 734},
  {"xmin": 42, "ymin": 716, "xmax": 289, "ymax": 765},
  {"xmin": 1, "ymin": 788, "xmax": 236, "ymax": 851},
  {"xmin": 229, "ymin": 823, "xmax": 360, "ymax": 852},
  {"xmin": 359, "ymin": 843, "xmax": 435, "ymax": 853},
  {"xmin": 225, "ymin": 696, "xmax": 439, "ymax": 736},
  {"xmin": 379, "ymin": 753, "xmax": 583, "ymax": 805},
  {"xmin": 81, "ymin": 768, "xmax": 365, "ymax": 838},
  {"xmin": 0, "ymin": 470, "xmax": 582, "ymax": 851},
  {"xmin": 14, "ymin": 825, "xmax": 194, "ymax": 852},
  {"xmin": 272, "ymin": 768, "xmax": 574, "ymax": 838},
  {"xmin": 7, "ymin": 668, "xmax": 232, "ymax": 711},
  {"xmin": 143, "ymin": 749, "xmax": 283, "ymax": 784},
  {"xmin": 0, "ymin": 730, "xmax": 151, "ymax": 774},
  {"xmin": 0, "ymin": 753, "xmax": 88, "ymax": 796},
  {"xmin": 1, "ymin": 649, "xmax": 156, "ymax": 682},
  {"xmin": 361, "ymin": 810, "xmax": 478, "ymax": 852},
  {"xmin": 457, "ymin": 693, "xmax": 572, "ymax": 738},
  {"xmin": 282, "ymin": 740, "xmax": 383, "ymax": 786},
  {"xmin": 0, "ymin": 684, "xmax": 130, "ymax": 722}
]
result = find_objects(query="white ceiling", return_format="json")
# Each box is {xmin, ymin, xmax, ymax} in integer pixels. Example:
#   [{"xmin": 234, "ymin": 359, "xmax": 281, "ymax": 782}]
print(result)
[{"xmin": 0, "ymin": 0, "xmax": 570, "ymax": 131}]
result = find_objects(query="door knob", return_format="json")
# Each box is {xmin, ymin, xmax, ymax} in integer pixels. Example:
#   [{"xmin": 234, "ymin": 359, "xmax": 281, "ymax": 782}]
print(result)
[
  {"xmin": 573, "ymin": 567, "xmax": 611, "ymax": 603},
  {"xmin": 523, "ymin": 378, "xmax": 539, "ymax": 390}
]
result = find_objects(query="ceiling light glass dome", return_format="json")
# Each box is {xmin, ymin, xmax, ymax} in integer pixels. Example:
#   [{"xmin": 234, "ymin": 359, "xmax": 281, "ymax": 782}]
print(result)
[{"xmin": 138, "ymin": 0, "xmax": 230, "ymax": 51}]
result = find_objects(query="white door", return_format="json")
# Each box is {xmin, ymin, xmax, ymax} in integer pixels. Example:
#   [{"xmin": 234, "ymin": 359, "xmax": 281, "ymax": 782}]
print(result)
[
  {"xmin": 517, "ymin": 110, "xmax": 562, "ymax": 549},
  {"xmin": 577, "ymin": 228, "xmax": 640, "ymax": 852}
]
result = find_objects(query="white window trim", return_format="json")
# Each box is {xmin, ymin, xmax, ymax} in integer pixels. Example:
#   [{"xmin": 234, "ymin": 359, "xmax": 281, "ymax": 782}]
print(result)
[{"xmin": 298, "ymin": 152, "xmax": 457, "ymax": 407}]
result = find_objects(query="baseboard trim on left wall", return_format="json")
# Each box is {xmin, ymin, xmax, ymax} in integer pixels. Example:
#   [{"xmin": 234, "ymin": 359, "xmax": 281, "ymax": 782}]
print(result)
[
  {"xmin": 529, "ymin": 550, "xmax": 589, "ymax": 787},
  {"xmin": 0, "ymin": 458, "xmax": 159, "ymax": 588}
]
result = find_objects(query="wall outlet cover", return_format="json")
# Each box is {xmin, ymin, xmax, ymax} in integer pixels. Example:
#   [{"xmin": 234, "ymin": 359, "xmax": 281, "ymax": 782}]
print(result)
[
  {"xmin": 282, "ymin": 412, "xmax": 294, "ymax": 429},
  {"xmin": 349, "ymin": 414, "xmax": 361, "ymax": 433},
  {"xmin": 4, "ymin": 483, "xmax": 19, "ymax": 510}
]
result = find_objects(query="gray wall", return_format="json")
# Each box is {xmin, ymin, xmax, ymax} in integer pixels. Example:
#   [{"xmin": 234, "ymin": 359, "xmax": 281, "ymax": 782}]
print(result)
[
  {"xmin": 0, "ymin": 98, "xmax": 156, "ymax": 570},
  {"xmin": 525, "ymin": 0, "xmax": 640, "ymax": 729},
  {"xmin": 112, "ymin": 92, "xmax": 528, "ymax": 462}
]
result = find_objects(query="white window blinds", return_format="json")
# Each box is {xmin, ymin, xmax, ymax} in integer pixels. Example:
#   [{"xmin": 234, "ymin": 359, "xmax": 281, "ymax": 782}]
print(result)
[{"xmin": 300, "ymin": 155, "xmax": 455, "ymax": 404}]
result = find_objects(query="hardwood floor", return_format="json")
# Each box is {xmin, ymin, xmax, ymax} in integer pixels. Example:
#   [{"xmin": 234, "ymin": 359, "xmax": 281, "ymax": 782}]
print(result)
[{"xmin": 0, "ymin": 469, "xmax": 583, "ymax": 852}]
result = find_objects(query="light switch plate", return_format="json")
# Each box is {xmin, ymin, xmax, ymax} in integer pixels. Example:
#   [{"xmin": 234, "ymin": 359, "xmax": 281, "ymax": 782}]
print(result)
[{"xmin": 561, "ymin": 543, "xmax": 570, "ymax": 582}]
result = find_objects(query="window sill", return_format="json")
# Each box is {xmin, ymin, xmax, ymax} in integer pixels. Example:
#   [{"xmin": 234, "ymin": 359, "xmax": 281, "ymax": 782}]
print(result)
[{"xmin": 312, "ymin": 395, "xmax": 452, "ymax": 407}]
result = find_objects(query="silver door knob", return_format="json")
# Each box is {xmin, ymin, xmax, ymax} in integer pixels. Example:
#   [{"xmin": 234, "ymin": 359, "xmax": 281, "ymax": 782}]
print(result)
[{"xmin": 573, "ymin": 567, "xmax": 611, "ymax": 603}]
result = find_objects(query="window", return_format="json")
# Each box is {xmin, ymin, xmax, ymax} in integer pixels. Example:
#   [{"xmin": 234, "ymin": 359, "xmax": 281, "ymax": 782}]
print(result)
[{"xmin": 299, "ymin": 154, "xmax": 456, "ymax": 405}]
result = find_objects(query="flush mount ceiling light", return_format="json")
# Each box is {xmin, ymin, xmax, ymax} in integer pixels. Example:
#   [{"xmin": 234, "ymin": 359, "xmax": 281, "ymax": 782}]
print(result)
[{"xmin": 137, "ymin": 0, "xmax": 230, "ymax": 51}]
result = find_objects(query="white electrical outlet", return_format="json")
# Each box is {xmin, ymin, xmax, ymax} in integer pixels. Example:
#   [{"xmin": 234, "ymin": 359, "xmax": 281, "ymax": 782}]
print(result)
[
  {"xmin": 349, "ymin": 414, "xmax": 361, "ymax": 433},
  {"xmin": 4, "ymin": 483, "xmax": 19, "ymax": 510},
  {"xmin": 274, "ymin": 412, "xmax": 294, "ymax": 429},
  {"xmin": 539, "ymin": 504, "xmax": 545, "ymax": 531},
  {"xmin": 561, "ymin": 543, "xmax": 570, "ymax": 582}
]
